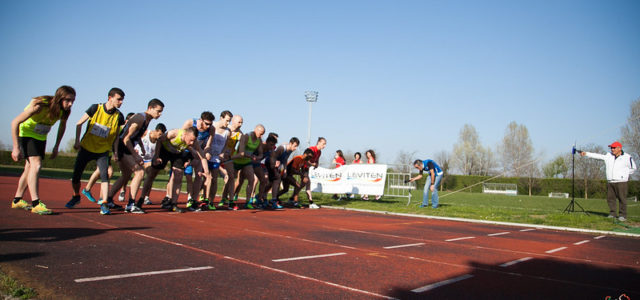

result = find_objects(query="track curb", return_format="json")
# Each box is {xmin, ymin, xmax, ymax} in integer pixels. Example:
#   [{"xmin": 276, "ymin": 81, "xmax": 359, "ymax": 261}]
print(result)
[{"xmin": 322, "ymin": 205, "xmax": 640, "ymax": 238}]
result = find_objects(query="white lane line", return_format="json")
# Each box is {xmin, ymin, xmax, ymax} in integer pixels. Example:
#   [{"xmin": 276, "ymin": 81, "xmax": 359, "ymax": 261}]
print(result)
[
  {"xmin": 520, "ymin": 228, "xmax": 537, "ymax": 232},
  {"xmin": 594, "ymin": 235, "xmax": 606, "ymax": 240},
  {"xmin": 383, "ymin": 243, "xmax": 425, "ymax": 249},
  {"xmin": 545, "ymin": 247, "xmax": 568, "ymax": 254},
  {"xmin": 499, "ymin": 257, "xmax": 533, "ymax": 267},
  {"xmin": 72, "ymin": 219, "xmax": 396, "ymax": 300},
  {"xmin": 445, "ymin": 236, "xmax": 475, "ymax": 242},
  {"xmin": 573, "ymin": 240, "xmax": 590, "ymax": 245},
  {"xmin": 411, "ymin": 274, "xmax": 474, "ymax": 293},
  {"xmin": 272, "ymin": 252, "xmax": 347, "ymax": 262},
  {"xmin": 75, "ymin": 266, "xmax": 213, "ymax": 283},
  {"xmin": 487, "ymin": 232, "xmax": 510, "ymax": 237}
]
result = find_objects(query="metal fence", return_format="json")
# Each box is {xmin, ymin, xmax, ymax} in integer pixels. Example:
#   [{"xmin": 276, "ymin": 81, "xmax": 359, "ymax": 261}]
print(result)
[{"xmin": 385, "ymin": 172, "xmax": 416, "ymax": 206}]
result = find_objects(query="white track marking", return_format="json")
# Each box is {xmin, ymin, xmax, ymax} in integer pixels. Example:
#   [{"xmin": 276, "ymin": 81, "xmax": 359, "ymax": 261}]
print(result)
[
  {"xmin": 75, "ymin": 266, "xmax": 213, "ymax": 283},
  {"xmin": 545, "ymin": 247, "xmax": 568, "ymax": 254},
  {"xmin": 487, "ymin": 232, "xmax": 510, "ymax": 237},
  {"xmin": 65, "ymin": 215, "xmax": 638, "ymax": 298},
  {"xmin": 383, "ymin": 243, "xmax": 425, "ymax": 249},
  {"xmin": 411, "ymin": 274, "xmax": 474, "ymax": 293},
  {"xmin": 323, "ymin": 226, "xmax": 633, "ymax": 268},
  {"xmin": 573, "ymin": 240, "xmax": 590, "ymax": 245},
  {"xmin": 71, "ymin": 218, "xmax": 396, "ymax": 299},
  {"xmin": 594, "ymin": 235, "xmax": 606, "ymax": 240},
  {"xmin": 273, "ymin": 253, "xmax": 346, "ymax": 262},
  {"xmin": 499, "ymin": 257, "xmax": 533, "ymax": 267},
  {"xmin": 445, "ymin": 236, "xmax": 476, "ymax": 242},
  {"xmin": 520, "ymin": 228, "xmax": 537, "ymax": 232}
]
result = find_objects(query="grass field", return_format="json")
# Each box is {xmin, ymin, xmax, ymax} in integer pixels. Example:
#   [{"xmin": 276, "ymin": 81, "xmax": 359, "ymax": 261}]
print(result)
[{"xmin": 2, "ymin": 165, "xmax": 638, "ymax": 234}]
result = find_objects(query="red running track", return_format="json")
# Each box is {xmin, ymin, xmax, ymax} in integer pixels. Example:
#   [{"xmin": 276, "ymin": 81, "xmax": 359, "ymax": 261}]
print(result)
[{"xmin": 1, "ymin": 175, "xmax": 639, "ymax": 299}]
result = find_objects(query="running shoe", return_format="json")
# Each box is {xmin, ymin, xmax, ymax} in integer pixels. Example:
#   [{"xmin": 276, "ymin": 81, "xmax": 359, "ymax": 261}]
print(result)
[
  {"xmin": 186, "ymin": 199, "xmax": 196, "ymax": 209},
  {"xmin": 31, "ymin": 202, "xmax": 52, "ymax": 215},
  {"xmin": 100, "ymin": 203, "xmax": 111, "ymax": 215},
  {"xmin": 125, "ymin": 203, "xmax": 134, "ymax": 213},
  {"xmin": 65, "ymin": 195, "xmax": 81, "ymax": 208},
  {"xmin": 218, "ymin": 198, "xmax": 227, "ymax": 207},
  {"xmin": 246, "ymin": 201, "xmax": 254, "ymax": 209},
  {"xmin": 309, "ymin": 203, "xmax": 320, "ymax": 209},
  {"xmin": 130, "ymin": 206, "xmax": 145, "ymax": 214},
  {"xmin": 118, "ymin": 190, "xmax": 126, "ymax": 202},
  {"xmin": 161, "ymin": 196, "xmax": 171, "ymax": 208},
  {"xmin": 171, "ymin": 205, "xmax": 184, "ymax": 213},
  {"xmin": 143, "ymin": 196, "xmax": 152, "ymax": 205},
  {"xmin": 618, "ymin": 216, "xmax": 627, "ymax": 222},
  {"xmin": 293, "ymin": 202, "xmax": 301, "ymax": 208},
  {"xmin": 207, "ymin": 202, "xmax": 217, "ymax": 211},
  {"xmin": 107, "ymin": 202, "xmax": 123, "ymax": 210},
  {"xmin": 11, "ymin": 199, "xmax": 30, "ymax": 210},
  {"xmin": 81, "ymin": 189, "xmax": 97, "ymax": 203}
]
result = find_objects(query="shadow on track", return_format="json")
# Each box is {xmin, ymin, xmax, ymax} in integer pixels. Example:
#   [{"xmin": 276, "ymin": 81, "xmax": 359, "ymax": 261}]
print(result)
[
  {"xmin": 0, "ymin": 227, "xmax": 151, "ymax": 243},
  {"xmin": 386, "ymin": 258, "xmax": 639, "ymax": 299}
]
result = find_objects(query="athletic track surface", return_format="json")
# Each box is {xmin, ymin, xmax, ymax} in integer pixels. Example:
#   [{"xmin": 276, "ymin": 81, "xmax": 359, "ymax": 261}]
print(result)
[{"xmin": 1, "ymin": 175, "xmax": 639, "ymax": 299}]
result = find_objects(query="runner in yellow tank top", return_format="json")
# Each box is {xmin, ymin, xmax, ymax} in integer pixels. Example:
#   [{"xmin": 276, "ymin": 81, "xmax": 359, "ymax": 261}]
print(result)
[
  {"xmin": 10, "ymin": 86, "xmax": 75, "ymax": 215},
  {"xmin": 66, "ymin": 88, "xmax": 125, "ymax": 215},
  {"xmin": 220, "ymin": 114, "xmax": 243, "ymax": 207}
]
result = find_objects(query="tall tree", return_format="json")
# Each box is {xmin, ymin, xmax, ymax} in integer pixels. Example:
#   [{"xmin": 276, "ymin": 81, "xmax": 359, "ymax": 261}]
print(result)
[
  {"xmin": 621, "ymin": 97, "xmax": 640, "ymax": 179},
  {"xmin": 434, "ymin": 150, "xmax": 451, "ymax": 191},
  {"xmin": 543, "ymin": 155, "xmax": 569, "ymax": 178},
  {"xmin": 476, "ymin": 145, "xmax": 497, "ymax": 176},
  {"xmin": 498, "ymin": 121, "xmax": 534, "ymax": 177},
  {"xmin": 452, "ymin": 124, "xmax": 482, "ymax": 175},
  {"xmin": 394, "ymin": 149, "xmax": 417, "ymax": 173}
]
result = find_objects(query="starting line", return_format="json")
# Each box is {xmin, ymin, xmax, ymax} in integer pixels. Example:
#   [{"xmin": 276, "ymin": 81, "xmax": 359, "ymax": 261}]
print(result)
[
  {"xmin": 272, "ymin": 252, "xmax": 347, "ymax": 262},
  {"xmin": 411, "ymin": 274, "xmax": 474, "ymax": 293},
  {"xmin": 75, "ymin": 266, "xmax": 214, "ymax": 283}
]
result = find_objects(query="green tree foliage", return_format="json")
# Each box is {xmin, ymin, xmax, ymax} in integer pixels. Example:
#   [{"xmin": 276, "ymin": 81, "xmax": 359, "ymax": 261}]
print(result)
[{"xmin": 543, "ymin": 155, "xmax": 569, "ymax": 178}]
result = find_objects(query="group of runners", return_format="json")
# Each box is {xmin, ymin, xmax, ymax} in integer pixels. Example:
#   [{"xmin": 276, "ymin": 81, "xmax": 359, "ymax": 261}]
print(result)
[{"xmin": 10, "ymin": 86, "xmax": 326, "ymax": 215}]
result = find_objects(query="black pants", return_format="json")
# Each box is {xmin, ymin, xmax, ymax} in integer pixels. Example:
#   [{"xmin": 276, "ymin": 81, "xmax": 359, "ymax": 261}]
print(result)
[
  {"xmin": 72, "ymin": 147, "xmax": 110, "ymax": 184},
  {"xmin": 607, "ymin": 182, "xmax": 628, "ymax": 218}
]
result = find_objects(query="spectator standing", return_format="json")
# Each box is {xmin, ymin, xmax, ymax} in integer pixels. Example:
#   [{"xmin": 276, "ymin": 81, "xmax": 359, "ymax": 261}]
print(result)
[{"xmin": 580, "ymin": 141, "xmax": 636, "ymax": 221}]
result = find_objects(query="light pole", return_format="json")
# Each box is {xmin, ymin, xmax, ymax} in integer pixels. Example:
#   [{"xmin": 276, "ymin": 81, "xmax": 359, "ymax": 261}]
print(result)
[{"xmin": 304, "ymin": 91, "xmax": 318, "ymax": 147}]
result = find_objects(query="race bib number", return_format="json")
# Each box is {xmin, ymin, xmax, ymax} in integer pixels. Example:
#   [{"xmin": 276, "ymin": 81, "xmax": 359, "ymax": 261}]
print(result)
[
  {"xmin": 34, "ymin": 124, "xmax": 52, "ymax": 135},
  {"xmin": 89, "ymin": 123, "xmax": 110, "ymax": 139}
]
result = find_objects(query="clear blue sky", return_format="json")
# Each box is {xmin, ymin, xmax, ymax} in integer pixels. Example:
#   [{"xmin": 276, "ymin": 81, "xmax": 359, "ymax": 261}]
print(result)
[{"xmin": 1, "ymin": 0, "xmax": 639, "ymax": 169}]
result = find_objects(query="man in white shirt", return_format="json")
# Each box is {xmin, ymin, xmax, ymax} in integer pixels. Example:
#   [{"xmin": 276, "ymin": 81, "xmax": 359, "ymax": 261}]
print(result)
[{"xmin": 580, "ymin": 141, "xmax": 636, "ymax": 221}]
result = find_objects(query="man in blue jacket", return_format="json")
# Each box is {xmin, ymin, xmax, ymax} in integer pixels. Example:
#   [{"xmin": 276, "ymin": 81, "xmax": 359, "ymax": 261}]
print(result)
[{"xmin": 407, "ymin": 159, "xmax": 444, "ymax": 208}]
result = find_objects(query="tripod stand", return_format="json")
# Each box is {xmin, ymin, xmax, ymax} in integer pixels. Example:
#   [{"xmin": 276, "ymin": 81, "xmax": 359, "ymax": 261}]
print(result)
[{"xmin": 564, "ymin": 146, "xmax": 586, "ymax": 213}]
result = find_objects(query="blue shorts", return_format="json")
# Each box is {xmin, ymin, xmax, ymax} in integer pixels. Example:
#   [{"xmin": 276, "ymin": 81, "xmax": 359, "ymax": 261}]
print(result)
[
  {"xmin": 185, "ymin": 165, "xmax": 193, "ymax": 175},
  {"xmin": 208, "ymin": 161, "xmax": 221, "ymax": 170}
]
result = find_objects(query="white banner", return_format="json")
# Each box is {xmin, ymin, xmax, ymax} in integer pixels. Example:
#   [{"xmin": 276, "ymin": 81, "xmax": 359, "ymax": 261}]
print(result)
[{"xmin": 309, "ymin": 164, "xmax": 387, "ymax": 195}]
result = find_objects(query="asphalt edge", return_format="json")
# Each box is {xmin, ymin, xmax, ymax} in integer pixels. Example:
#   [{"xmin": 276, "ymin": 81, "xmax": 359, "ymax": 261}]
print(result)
[{"xmin": 321, "ymin": 205, "xmax": 640, "ymax": 238}]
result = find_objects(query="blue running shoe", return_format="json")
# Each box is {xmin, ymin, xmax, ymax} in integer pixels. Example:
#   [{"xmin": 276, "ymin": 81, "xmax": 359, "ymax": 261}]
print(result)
[
  {"xmin": 81, "ymin": 189, "xmax": 97, "ymax": 203},
  {"xmin": 65, "ymin": 195, "xmax": 81, "ymax": 208},
  {"xmin": 100, "ymin": 203, "xmax": 111, "ymax": 215}
]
